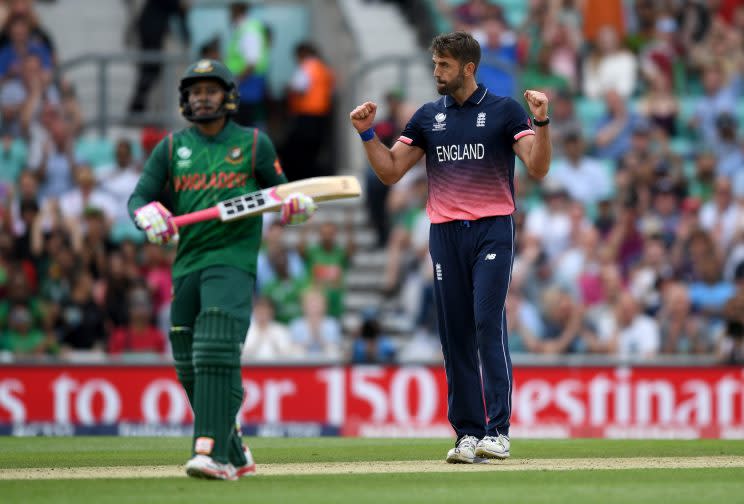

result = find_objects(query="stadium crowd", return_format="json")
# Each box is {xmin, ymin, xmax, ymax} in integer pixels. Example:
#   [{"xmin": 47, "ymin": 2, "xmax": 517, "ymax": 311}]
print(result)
[{"xmin": 1, "ymin": 0, "xmax": 743, "ymax": 365}]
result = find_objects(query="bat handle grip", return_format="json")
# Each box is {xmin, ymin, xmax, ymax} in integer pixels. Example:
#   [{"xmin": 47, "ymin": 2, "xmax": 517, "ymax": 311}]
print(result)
[{"xmin": 172, "ymin": 207, "xmax": 221, "ymax": 228}]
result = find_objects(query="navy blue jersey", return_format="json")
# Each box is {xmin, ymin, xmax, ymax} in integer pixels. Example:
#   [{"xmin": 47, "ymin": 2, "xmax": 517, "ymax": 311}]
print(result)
[{"xmin": 398, "ymin": 85, "xmax": 534, "ymax": 223}]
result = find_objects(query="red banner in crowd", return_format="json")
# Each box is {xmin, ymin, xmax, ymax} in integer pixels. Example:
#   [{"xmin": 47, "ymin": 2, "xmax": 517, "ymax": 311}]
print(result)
[{"xmin": 0, "ymin": 365, "xmax": 742, "ymax": 438}]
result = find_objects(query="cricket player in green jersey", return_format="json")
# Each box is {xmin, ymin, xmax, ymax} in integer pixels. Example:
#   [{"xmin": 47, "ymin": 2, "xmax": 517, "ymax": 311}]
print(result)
[{"xmin": 128, "ymin": 59, "xmax": 317, "ymax": 480}]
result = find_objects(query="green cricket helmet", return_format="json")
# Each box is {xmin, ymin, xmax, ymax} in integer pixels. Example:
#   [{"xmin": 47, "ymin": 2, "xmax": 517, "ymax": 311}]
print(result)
[{"xmin": 179, "ymin": 59, "xmax": 240, "ymax": 123}]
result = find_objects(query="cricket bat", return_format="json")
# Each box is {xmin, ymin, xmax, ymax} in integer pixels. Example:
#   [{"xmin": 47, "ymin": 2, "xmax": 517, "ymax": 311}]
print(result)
[{"xmin": 171, "ymin": 175, "xmax": 361, "ymax": 228}]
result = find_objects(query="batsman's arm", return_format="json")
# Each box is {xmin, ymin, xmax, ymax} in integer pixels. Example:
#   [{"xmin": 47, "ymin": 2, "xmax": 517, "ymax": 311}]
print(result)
[
  {"xmin": 254, "ymin": 129, "xmax": 289, "ymax": 188},
  {"xmin": 127, "ymin": 138, "xmax": 170, "ymax": 221}
]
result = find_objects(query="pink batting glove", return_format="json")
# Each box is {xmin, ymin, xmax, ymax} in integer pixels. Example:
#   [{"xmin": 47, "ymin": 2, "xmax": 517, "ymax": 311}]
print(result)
[
  {"xmin": 280, "ymin": 192, "xmax": 317, "ymax": 225},
  {"xmin": 134, "ymin": 202, "xmax": 179, "ymax": 244}
]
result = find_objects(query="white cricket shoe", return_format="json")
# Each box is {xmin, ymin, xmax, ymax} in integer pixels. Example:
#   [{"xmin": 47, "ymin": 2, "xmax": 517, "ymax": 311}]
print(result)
[
  {"xmin": 235, "ymin": 445, "xmax": 256, "ymax": 478},
  {"xmin": 185, "ymin": 455, "xmax": 238, "ymax": 481},
  {"xmin": 475, "ymin": 434, "xmax": 510, "ymax": 459},
  {"xmin": 446, "ymin": 435, "xmax": 479, "ymax": 464}
]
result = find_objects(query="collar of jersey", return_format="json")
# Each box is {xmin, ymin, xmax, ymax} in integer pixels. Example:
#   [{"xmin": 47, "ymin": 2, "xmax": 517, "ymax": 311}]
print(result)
[
  {"xmin": 191, "ymin": 120, "xmax": 233, "ymax": 142},
  {"xmin": 444, "ymin": 84, "xmax": 488, "ymax": 108}
]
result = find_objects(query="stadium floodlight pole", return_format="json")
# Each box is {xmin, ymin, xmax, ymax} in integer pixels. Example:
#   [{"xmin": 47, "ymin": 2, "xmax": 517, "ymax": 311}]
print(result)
[{"xmin": 171, "ymin": 175, "xmax": 362, "ymax": 227}]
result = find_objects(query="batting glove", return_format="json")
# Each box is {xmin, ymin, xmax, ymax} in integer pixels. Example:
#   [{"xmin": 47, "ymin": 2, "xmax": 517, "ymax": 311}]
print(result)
[
  {"xmin": 280, "ymin": 192, "xmax": 317, "ymax": 225},
  {"xmin": 134, "ymin": 201, "xmax": 179, "ymax": 244}
]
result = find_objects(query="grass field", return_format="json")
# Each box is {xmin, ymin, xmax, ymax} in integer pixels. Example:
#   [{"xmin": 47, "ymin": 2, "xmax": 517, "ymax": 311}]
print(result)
[{"xmin": 1, "ymin": 437, "xmax": 744, "ymax": 504}]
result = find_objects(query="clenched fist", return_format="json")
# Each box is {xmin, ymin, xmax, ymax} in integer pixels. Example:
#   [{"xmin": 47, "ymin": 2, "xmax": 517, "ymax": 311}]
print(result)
[
  {"xmin": 523, "ymin": 90, "xmax": 549, "ymax": 121},
  {"xmin": 349, "ymin": 101, "xmax": 377, "ymax": 133}
]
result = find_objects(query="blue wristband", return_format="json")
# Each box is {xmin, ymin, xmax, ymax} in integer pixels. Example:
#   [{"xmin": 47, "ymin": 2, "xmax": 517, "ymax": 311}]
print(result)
[{"xmin": 359, "ymin": 128, "xmax": 375, "ymax": 142}]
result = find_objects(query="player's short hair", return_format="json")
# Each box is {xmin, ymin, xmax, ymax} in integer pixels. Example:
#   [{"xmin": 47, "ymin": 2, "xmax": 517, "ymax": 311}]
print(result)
[{"xmin": 430, "ymin": 31, "xmax": 481, "ymax": 72}]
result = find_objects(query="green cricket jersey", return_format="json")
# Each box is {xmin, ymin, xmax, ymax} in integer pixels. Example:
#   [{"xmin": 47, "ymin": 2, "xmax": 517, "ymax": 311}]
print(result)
[{"xmin": 128, "ymin": 120, "xmax": 288, "ymax": 278}]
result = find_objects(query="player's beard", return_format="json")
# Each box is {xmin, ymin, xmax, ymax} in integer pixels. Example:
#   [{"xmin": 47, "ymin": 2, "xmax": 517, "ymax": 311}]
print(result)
[
  {"xmin": 436, "ymin": 68, "xmax": 465, "ymax": 96},
  {"xmin": 190, "ymin": 100, "xmax": 225, "ymax": 123}
]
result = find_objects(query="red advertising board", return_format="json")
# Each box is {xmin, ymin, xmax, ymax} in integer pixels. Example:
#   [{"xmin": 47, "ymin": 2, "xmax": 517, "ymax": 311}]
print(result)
[{"xmin": 0, "ymin": 365, "xmax": 742, "ymax": 438}]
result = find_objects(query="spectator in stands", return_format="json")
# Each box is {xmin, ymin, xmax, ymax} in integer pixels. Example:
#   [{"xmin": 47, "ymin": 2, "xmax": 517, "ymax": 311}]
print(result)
[
  {"xmin": 58, "ymin": 80, "xmax": 82, "ymax": 137},
  {"xmin": 449, "ymin": 0, "xmax": 500, "ymax": 29},
  {"xmin": 31, "ymin": 104, "xmax": 75, "ymax": 202},
  {"xmin": 198, "ymin": 36, "xmax": 220, "ymax": 61},
  {"xmin": 503, "ymin": 285, "xmax": 543, "ymax": 354},
  {"xmin": 36, "ymin": 230, "xmax": 76, "ymax": 306},
  {"xmin": 688, "ymin": 256, "xmax": 736, "ymax": 319},
  {"xmin": 548, "ymin": 90, "xmax": 581, "ymax": 158},
  {"xmin": 529, "ymin": 286, "xmax": 590, "ymax": 354},
  {"xmin": 690, "ymin": 61, "xmax": 740, "ymax": 145},
  {"xmin": 127, "ymin": 0, "xmax": 189, "ymax": 113},
  {"xmin": 0, "ymin": 267, "xmax": 46, "ymax": 340},
  {"xmin": 0, "ymin": 14, "xmax": 51, "ymax": 80},
  {"xmin": 582, "ymin": 25, "xmax": 638, "ymax": 99},
  {"xmin": 474, "ymin": 13, "xmax": 518, "ymax": 99},
  {"xmin": 97, "ymin": 139, "xmax": 141, "ymax": 215},
  {"xmin": 0, "ymin": 301, "xmax": 55, "ymax": 358},
  {"xmin": 102, "ymin": 251, "xmax": 134, "ymax": 334},
  {"xmin": 0, "ymin": 0, "xmax": 55, "ymax": 55},
  {"xmin": 719, "ymin": 268, "xmax": 744, "ymax": 364},
  {"xmin": 545, "ymin": 20, "xmax": 581, "ymax": 91},
  {"xmin": 605, "ymin": 194, "xmax": 646, "ymax": 274},
  {"xmin": 298, "ymin": 218, "xmax": 354, "ymax": 319},
  {"xmin": 640, "ymin": 180, "xmax": 683, "ymax": 247},
  {"xmin": 690, "ymin": 15, "xmax": 743, "ymax": 79},
  {"xmin": 520, "ymin": 46, "xmax": 570, "ymax": 100},
  {"xmin": 380, "ymin": 167, "xmax": 427, "ymax": 296},
  {"xmin": 592, "ymin": 291, "xmax": 660, "ymax": 359},
  {"xmin": 585, "ymin": 262, "xmax": 625, "ymax": 323},
  {"xmin": 0, "ymin": 53, "xmax": 56, "ymax": 139},
  {"xmin": 638, "ymin": 15, "xmax": 681, "ymax": 92},
  {"xmin": 699, "ymin": 176, "xmax": 741, "ymax": 249},
  {"xmin": 10, "ymin": 197, "xmax": 37, "ymax": 260},
  {"xmin": 289, "ymin": 287, "xmax": 342, "ymax": 361},
  {"xmin": 56, "ymin": 272, "xmax": 106, "ymax": 354},
  {"xmin": 524, "ymin": 179, "xmax": 573, "ymax": 260},
  {"xmin": 58, "ymin": 163, "xmax": 118, "ymax": 225},
  {"xmin": 554, "ymin": 225, "xmax": 601, "ymax": 298},
  {"xmin": 593, "ymin": 90, "xmax": 642, "ymax": 161},
  {"xmin": 108, "ymin": 285, "xmax": 166, "ymax": 356},
  {"xmin": 225, "ymin": 1, "xmax": 270, "ymax": 127},
  {"xmin": 688, "ymin": 150, "xmax": 717, "ymax": 202},
  {"xmin": 256, "ymin": 221, "xmax": 305, "ymax": 291},
  {"xmin": 350, "ymin": 308, "xmax": 396, "ymax": 364},
  {"xmin": 260, "ymin": 250, "xmax": 306, "ymax": 324},
  {"xmin": 581, "ymin": 0, "xmax": 625, "ymax": 45},
  {"xmin": 72, "ymin": 207, "xmax": 113, "ymax": 281},
  {"xmin": 713, "ymin": 113, "xmax": 742, "ymax": 176},
  {"xmin": 0, "ymin": 123, "xmax": 25, "ymax": 187},
  {"xmin": 547, "ymin": 129, "xmax": 612, "ymax": 206},
  {"xmin": 241, "ymin": 296, "xmax": 298, "ymax": 362},
  {"xmin": 627, "ymin": 234, "xmax": 673, "ymax": 315},
  {"xmin": 657, "ymin": 282, "xmax": 710, "ymax": 354},
  {"xmin": 636, "ymin": 72, "xmax": 679, "ymax": 138},
  {"xmin": 281, "ymin": 41, "xmax": 335, "ymax": 180}
]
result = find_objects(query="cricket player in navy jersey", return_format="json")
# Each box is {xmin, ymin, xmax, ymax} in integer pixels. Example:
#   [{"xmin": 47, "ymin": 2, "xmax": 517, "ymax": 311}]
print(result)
[{"xmin": 350, "ymin": 31, "xmax": 551, "ymax": 463}]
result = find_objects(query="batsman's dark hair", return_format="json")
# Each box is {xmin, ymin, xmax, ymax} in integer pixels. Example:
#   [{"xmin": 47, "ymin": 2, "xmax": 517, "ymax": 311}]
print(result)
[{"xmin": 430, "ymin": 31, "xmax": 481, "ymax": 72}]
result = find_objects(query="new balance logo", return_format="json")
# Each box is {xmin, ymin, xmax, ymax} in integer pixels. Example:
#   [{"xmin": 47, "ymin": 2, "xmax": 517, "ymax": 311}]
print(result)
[
  {"xmin": 485, "ymin": 253, "xmax": 496, "ymax": 260},
  {"xmin": 435, "ymin": 263, "xmax": 443, "ymax": 280}
]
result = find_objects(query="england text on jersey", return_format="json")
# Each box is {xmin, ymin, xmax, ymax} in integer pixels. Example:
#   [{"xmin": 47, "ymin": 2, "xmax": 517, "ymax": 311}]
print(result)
[{"xmin": 435, "ymin": 143, "xmax": 485, "ymax": 163}]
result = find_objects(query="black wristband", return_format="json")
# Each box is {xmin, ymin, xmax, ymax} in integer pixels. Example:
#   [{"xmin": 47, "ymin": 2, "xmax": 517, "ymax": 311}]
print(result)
[{"xmin": 533, "ymin": 116, "xmax": 550, "ymax": 127}]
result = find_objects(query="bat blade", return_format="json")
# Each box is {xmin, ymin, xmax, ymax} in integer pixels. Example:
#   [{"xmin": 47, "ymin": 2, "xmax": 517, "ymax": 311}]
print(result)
[{"xmin": 172, "ymin": 176, "xmax": 362, "ymax": 227}]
